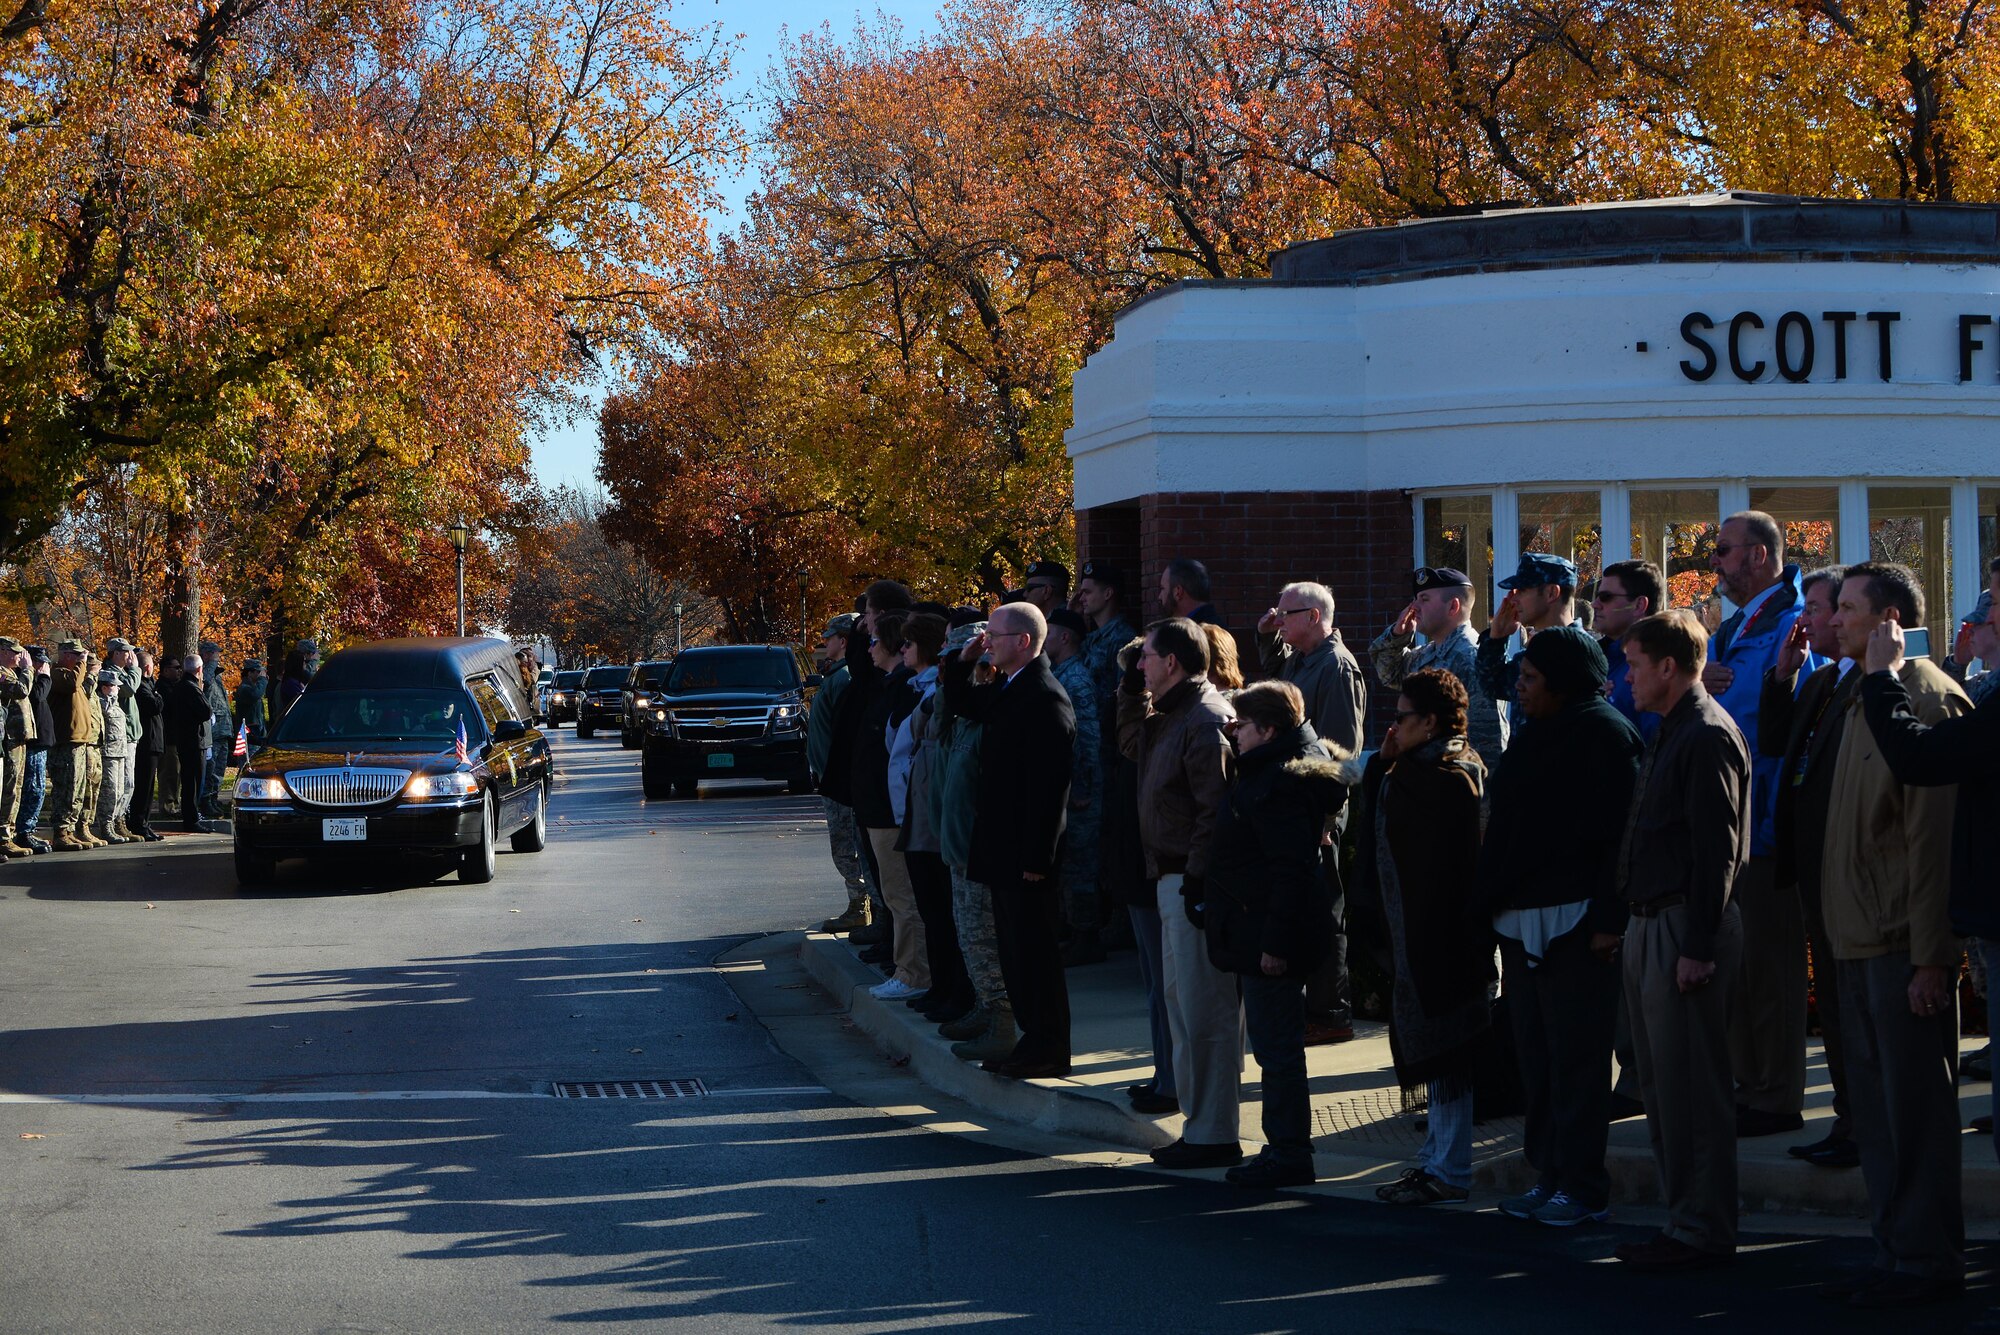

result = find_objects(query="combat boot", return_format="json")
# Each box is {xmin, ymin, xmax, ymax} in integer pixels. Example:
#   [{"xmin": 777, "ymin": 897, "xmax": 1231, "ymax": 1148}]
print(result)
[
  {"xmin": 52, "ymin": 831, "xmax": 88, "ymax": 852},
  {"xmin": 81, "ymin": 828, "xmax": 109, "ymax": 847},
  {"xmin": 938, "ymin": 1007, "xmax": 990, "ymax": 1042},
  {"xmin": 0, "ymin": 839, "xmax": 30, "ymax": 858},
  {"xmin": 951, "ymin": 1010, "xmax": 1018, "ymax": 1063},
  {"xmin": 94, "ymin": 824, "xmax": 127, "ymax": 845},
  {"xmin": 112, "ymin": 819, "xmax": 138, "ymax": 843},
  {"xmin": 821, "ymin": 903, "xmax": 871, "ymax": 934}
]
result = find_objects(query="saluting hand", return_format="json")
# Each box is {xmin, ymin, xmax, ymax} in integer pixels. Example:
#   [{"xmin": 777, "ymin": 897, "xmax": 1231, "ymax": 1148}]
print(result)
[
  {"xmin": 1488, "ymin": 591, "xmax": 1521, "ymax": 641},
  {"xmin": 1954, "ymin": 620, "xmax": 1978, "ymax": 668},
  {"xmin": 960, "ymin": 631, "xmax": 988, "ymax": 664},
  {"xmin": 1775, "ymin": 618, "xmax": 1812, "ymax": 680},
  {"xmin": 1256, "ymin": 607, "xmax": 1284, "ymax": 636},
  {"xmin": 1865, "ymin": 616, "xmax": 1906, "ymax": 675},
  {"xmin": 1392, "ymin": 602, "xmax": 1419, "ymax": 638}
]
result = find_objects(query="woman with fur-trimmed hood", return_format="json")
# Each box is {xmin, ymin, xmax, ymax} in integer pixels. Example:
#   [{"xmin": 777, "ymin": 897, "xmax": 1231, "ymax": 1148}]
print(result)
[
  {"xmin": 1353, "ymin": 666, "xmax": 1493, "ymax": 1207},
  {"xmin": 1202, "ymin": 678, "xmax": 1350, "ymax": 1190}
]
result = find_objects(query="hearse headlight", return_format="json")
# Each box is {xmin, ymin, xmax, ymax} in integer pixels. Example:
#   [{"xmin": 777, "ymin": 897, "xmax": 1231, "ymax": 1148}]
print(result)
[{"xmin": 406, "ymin": 771, "xmax": 479, "ymax": 799}]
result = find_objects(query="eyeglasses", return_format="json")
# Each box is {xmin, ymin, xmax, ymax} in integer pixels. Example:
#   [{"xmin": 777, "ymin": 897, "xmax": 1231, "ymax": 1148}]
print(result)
[
  {"xmin": 1593, "ymin": 590, "xmax": 1631, "ymax": 605},
  {"xmin": 1711, "ymin": 541, "xmax": 1760, "ymax": 560},
  {"xmin": 1276, "ymin": 607, "xmax": 1315, "ymax": 619}
]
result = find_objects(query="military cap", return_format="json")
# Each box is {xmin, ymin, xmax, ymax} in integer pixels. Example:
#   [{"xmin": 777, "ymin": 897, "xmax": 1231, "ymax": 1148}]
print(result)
[
  {"xmin": 197, "ymin": 640, "xmax": 220, "ymax": 657},
  {"xmin": 106, "ymin": 636, "xmax": 133, "ymax": 653},
  {"xmin": 1497, "ymin": 552, "xmax": 1580, "ymax": 591},
  {"xmin": 95, "ymin": 667, "xmax": 118, "ymax": 684},
  {"xmin": 296, "ymin": 639, "xmax": 319, "ymax": 656},
  {"xmin": 1412, "ymin": 566, "xmax": 1473, "ymax": 595},
  {"xmin": 1025, "ymin": 559, "xmax": 1070, "ymax": 587},
  {"xmin": 0, "ymin": 636, "xmax": 23, "ymax": 654},
  {"xmin": 1078, "ymin": 559, "xmax": 1126, "ymax": 591},
  {"xmin": 56, "ymin": 639, "xmax": 85, "ymax": 655},
  {"xmin": 1047, "ymin": 609, "xmax": 1090, "ymax": 639},
  {"xmin": 944, "ymin": 620, "xmax": 987, "ymax": 654},
  {"xmin": 1964, "ymin": 588, "xmax": 1995, "ymax": 627},
  {"xmin": 822, "ymin": 612, "xmax": 858, "ymax": 639},
  {"xmin": 1002, "ymin": 588, "xmax": 1029, "ymax": 605},
  {"xmin": 244, "ymin": 658, "xmax": 265, "ymax": 673}
]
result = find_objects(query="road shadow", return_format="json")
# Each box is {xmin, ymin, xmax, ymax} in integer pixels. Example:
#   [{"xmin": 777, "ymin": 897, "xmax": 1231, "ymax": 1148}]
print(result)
[{"xmin": 15, "ymin": 841, "xmax": 540, "ymax": 902}]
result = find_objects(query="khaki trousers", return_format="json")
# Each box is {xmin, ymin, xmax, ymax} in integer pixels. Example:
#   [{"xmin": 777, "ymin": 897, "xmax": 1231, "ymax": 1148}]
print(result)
[
  {"xmin": 1626, "ymin": 899, "xmax": 1743, "ymax": 1255},
  {"xmin": 1158, "ymin": 874, "xmax": 1243, "ymax": 1146},
  {"xmin": 48, "ymin": 743, "xmax": 86, "ymax": 836},
  {"xmin": 1726, "ymin": 857, "xmax": 1807, "ymax": 1116},
  {"xmin": 866, "ymin": 826, "xmax": 929, "ymax": 991},
  {"xmin": 80, "ymin": 745, "xmax": 103, "ymax": 832}
]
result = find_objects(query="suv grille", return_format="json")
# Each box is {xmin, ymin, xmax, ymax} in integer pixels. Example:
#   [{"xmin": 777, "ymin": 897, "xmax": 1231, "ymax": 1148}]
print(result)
[
  {"xmin": 671, "ymin": 707, "xmax": 773, "ymax": 742},
  {"xmin": 286, "ymin": 767, "xmax": 411, "ymax": 807}
]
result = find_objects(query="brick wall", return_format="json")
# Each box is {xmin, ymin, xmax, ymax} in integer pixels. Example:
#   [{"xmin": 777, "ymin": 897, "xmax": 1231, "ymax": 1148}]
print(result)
[{"xmin": 1077, "ymin": 489, "xmax": 1416, "ymax": 740}]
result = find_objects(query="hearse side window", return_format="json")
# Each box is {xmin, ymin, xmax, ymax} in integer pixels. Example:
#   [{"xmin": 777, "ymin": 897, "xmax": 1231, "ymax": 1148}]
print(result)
[{"xmin": 468, "ymin": 676, "xmax": 513, "ymax": 731}]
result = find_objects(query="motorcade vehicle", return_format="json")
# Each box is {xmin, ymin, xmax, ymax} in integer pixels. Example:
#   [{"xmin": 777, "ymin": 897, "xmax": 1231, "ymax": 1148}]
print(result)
[
  {"xmin": 639, "ymin": 645, "xmax": 814, "ymax": 799},
  {"xmin": 533, "ymin": 666, "xmax": 555, "ymax": 721},
  {"xmin": 575, "ymin": 664, "xmax": 629, "ymax": 739},
  {"xmin": 545, "ymin": 669, "xmax": 584, "ymax": 725},
  {"xmin": 230, "ymin": 637, "xmax": 553, "ymax": 886},
  {"xmin": 618, "ymin": 660, "xmax": 675, "ymax": 750}
]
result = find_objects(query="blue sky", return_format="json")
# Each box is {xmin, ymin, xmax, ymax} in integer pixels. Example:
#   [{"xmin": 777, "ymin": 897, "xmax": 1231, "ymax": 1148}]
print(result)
[{"xmin": 527, "ymin": 0, "xmax": 944, "ymax": 493}]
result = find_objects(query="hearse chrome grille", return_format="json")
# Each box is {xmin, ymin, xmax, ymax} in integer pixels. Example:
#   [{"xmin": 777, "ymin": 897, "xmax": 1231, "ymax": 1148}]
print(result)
[{"xmin": 285, "ymin": 767, "xmax": 411, "ymax": 807}]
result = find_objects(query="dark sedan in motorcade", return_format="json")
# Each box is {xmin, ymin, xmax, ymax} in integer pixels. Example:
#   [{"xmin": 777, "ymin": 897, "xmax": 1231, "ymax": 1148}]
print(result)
[
  {"xmin": 575, "ymin": 663, "xmax": 628, "ymax": 739},
  {"xmin": 618, "ymin": 659, "xmax": 674, "ymax": 750},
  {"xmin": 640, "ymin": 645, "xmax": 814, "ymax": 800},
  {"xmin": 231, "ymin": 637, "xmax": 552, "ymax": 886},
  {"xmin": 546, "ymin": 669, "xmax": 585, "ymax": 725}
]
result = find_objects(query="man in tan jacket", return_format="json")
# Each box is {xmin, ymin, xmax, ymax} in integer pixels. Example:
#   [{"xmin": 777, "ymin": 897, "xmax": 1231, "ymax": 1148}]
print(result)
[{"xmin": 1818, "ymin": 562, "xmax": 1970, "ymax": 1309}]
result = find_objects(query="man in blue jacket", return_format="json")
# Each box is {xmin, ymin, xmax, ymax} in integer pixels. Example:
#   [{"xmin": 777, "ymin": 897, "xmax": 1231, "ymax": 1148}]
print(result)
[{"xmin": 1703, "ymin": 510, "xmax": 1819, "ymax": 1138}]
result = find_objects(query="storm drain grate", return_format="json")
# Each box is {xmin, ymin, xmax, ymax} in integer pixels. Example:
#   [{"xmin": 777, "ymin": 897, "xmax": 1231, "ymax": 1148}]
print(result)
[{"xmin": 554, "ymin": 1078, "xmax": 708, "ymax": 1100}]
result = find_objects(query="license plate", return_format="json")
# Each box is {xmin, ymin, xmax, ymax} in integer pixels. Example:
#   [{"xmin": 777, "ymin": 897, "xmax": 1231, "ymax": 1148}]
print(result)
[
  {"xmin": 707, "ymin": 753, "xmax": 736, "ymax": 769},
  {"xmin": 323, "ymin": 818, "xmax": 367, "ymax": 841}
]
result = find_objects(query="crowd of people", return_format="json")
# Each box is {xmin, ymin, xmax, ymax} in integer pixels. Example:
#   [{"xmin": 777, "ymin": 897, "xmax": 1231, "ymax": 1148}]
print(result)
[
  {"xmin": 808, "ymin": 512, "xmax": 2000, "ymax": 1307},
  {"xmin": 0, "ymin": 636, "xmax": 318, "ymax": 854}
]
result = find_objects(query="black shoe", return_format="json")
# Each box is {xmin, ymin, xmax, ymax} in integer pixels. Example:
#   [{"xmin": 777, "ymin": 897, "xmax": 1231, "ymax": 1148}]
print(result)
[
  {"xmin": 1607, "ymin": 1093, "xmax": 1646, "ymax": 1122},
  {"xmin": 849, "ymin": 923, "xmax": 891, "ymax": 947},
  {"xmin": 859, "ymin": 947, "xmax": 892, "ymax": 965},
  {"xmin": 1788, "ymin": 1133, "xmax": 1843, "ymax": 1160},
  {"xmin": 140, "ymin": 828, "xmax": 165, "ymax": 843},
  {"xmin": 1973, "ymin": 1114, "xmax": 1994, "ymax": 1134},
  {"xmin": 1802, "ymin": 1138, "xmax": 1861, "ymax": 1169},
  {"xmin": 1613, "ymin": 1235, "xmax": 1732, "ymax": 1271},
  {"xmin": 981, "ymin": 1054, "xmax": 1071, "ymax": 1079},
  {"xmin": 1848, "ymin": 1272, "xmax": 1963, "ymax": 1309},
  {"xmin": 1963, "ymin": 1051, "xmax": 1992, "ymax": 1083},
  {"xmin": 1735, "ymin": 1107, "xmax": 1804, "ymax": 1137},
  {"xmin": 25, "ymin": 837, "xmax": 50, "ymax": 853},
  {"xmin": 1226, "ymin": 1154, "xmax": 1314, "ymax": 1189},
  {"xmin": 1128, "ymin": 1087, "xmax": 1180, "ymax": 1115},
  {"xmin": 1148, "ymin": 1139, "xmax": 1244, "ymax": 1170}
]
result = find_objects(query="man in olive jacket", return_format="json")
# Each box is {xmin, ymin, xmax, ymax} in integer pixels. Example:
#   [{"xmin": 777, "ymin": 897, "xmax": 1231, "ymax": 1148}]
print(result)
[
  {"xmin": 1119, "ymin": 616, "xmax": 1241, "ymax": 1169},
  {"xmin": 47, "ymin": 641, "xmax": 99, "ymax": 851},
  {"xmin": 1816, "ymin": 564, "xmax": 1970, "ymax": 1308}
]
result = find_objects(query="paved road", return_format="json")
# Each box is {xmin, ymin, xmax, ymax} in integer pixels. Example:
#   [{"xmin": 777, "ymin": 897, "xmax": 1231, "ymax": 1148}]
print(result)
[{"xmin": 0, "ymin": 730, "xmax": 1985, "ymax": 1332}]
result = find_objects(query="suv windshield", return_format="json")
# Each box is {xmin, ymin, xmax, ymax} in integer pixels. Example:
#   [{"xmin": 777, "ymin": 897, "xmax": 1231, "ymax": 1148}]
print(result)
[
  {"xmin": 582, "ymin": 667, "xmax": 626, "ymax": 688},
  {"xmin": 664, "ymin": 649, "xmax": 798, "ymax": 695},
  {"xmin": 635, "ymin": 663, "xmax": 671, "ymax": 688},
  {"xmin": 273, "ymin": 688, "xmax": 473, "ymax": 746},
  {"xmin": 554, "ymin": 671, "xmax": 583, "ymax": 688}
]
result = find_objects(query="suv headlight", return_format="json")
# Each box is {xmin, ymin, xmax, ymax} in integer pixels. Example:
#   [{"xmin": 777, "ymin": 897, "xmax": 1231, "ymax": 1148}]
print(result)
[
  {"xmin": 653, "ymin": 710, "xmax": 675, "ymax": 735},
  {"xmin": 406, "ymin": 771, "xmax": 479, "ymax": 799},
  {"xmin": 235, "ymin": 776, "xmax": 286, "ymax": 801},
  {"xmin": 772, "ymin": 704, "xmax": 803, "ymax": 730},
  {"xmin": 634, "ymin": 693, "xmax": 650, "ymax": 707}
]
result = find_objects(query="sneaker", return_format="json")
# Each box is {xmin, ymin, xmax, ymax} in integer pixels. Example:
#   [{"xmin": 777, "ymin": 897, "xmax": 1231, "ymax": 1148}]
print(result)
[
  {"xmin": 1531, "ymin": 1191, "xmax": 1611, "ymax": 1227},
  {"xmin": 1497, "ymin": 1183, "xmax": 1556, "ymax": 1219},
  {"xmin": 868, "ymin": 978, "xmax": 926, "ymax": 1002},
  {"xmin": 1374, "ymin": 1167, "xmax": 1468, "ymax": 1206}
]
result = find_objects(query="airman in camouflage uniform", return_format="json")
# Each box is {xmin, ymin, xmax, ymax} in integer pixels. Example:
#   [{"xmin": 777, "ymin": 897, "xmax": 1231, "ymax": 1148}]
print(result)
[{"xmin": 1048, "ymin": 610, "xmax": 1106, "ymax": 963}]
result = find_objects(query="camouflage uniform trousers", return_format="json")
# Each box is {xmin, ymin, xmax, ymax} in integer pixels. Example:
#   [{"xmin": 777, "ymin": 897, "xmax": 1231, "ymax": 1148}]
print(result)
[
  {"xmin": 1059, "ymin": 809, "xmax": 1103, "ymax": 935},
  {"xmin": 79, "ymin": 745, "xmax": 103, "ymax": 833},
  {"xmin": 0, "ymin": 742, "xmax": 23, "ymax": 841},
  {"xmin": 950, "ymin": 865, "xmax": 1010, "ymax": 1017},
  {"xmin": 47, "ymin": 742, "xmax": 87, "ymax": 837},
  {"xmin": 97, "ymin": 749, "xmax": 133, "ymax": 835},
  {"xmin": 821, "ymin": 797, "xmax": 872, "ymax": 909}
]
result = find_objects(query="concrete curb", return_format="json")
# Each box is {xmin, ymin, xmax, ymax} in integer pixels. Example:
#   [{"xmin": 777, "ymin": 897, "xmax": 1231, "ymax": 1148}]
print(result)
[{"xmin": 800, "ymin": 932, "xmax": 1174, "ymax": 1153}]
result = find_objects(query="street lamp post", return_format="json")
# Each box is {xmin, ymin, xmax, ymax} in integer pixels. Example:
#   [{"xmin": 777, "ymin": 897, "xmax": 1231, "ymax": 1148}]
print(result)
[
  {"xmin": 448, "ymin": 519, "xmax": 470, "ymax": 636},
  {"xmin": 672, "ymin": 601, "xmax": 684, "ymax": 655}
]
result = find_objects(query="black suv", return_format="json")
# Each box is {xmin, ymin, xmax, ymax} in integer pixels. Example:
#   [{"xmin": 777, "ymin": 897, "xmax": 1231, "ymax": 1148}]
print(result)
[
  {"xmin": 640, "ymin": 645, "xmax": 813, "ymax": 799},
  {"xmin": 575, "ymin": 664, "xmax": 628, "ymax": 738},
  {"xmin": 545, "ymin": 669, "xmax": 584, "ymax": 726},
  {"xmin": 618, "ymin": 659, "xmax": 674, "ymax": 750}
]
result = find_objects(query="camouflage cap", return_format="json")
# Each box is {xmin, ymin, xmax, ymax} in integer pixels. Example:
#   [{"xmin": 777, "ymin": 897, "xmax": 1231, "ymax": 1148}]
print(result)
[
  {"xmin": 56, "ymin": 639, "xmax": 85, "ymax": 655},
  {"xmin": 0, "ymin": 636, "xmax": 23, "ymax": 654}
]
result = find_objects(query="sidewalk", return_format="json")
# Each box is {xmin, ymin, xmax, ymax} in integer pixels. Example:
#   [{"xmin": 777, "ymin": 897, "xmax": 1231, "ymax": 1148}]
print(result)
[{"xmin": 802, "ymin": 930, "xmax": 2000, "ymax": 1222}]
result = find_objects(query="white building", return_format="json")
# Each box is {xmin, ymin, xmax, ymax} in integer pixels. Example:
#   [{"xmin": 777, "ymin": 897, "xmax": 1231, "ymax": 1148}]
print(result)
[{"xmin": 1067, "ymin": 194, "xmax": 2000, "ymax": 653}]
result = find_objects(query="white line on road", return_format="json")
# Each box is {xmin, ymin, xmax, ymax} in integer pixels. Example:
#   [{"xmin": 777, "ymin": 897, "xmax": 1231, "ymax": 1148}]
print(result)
[{"xmin": 0, "ymin": 1085, "xmax": 830, "ymax": 1105}]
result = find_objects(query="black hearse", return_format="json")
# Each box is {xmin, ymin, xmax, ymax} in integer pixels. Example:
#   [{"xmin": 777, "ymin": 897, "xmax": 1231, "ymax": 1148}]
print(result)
[{"xmin": 231, "ymin": 638, "xmax": 553, "ymax": 886}]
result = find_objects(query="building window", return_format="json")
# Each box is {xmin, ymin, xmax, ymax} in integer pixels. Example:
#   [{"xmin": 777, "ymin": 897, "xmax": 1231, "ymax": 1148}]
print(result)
[
  {"xmin": 1748, "ymin": 485, "xmax": 1841, "ymax": 573},
  {"xmin": 1981, "ymin": 487, "xmax": 2000, "ymax": 580},
  {"xmin": 1423, "ymin": 495, "xmax": 1494, "ymax": 612},
  {"xmin": 1518, "ymin": 490, "xmax": 1602, "ymax": 589},
  {"xmin": 1630, "ymin": 489, "xmax": 1719, "ymax": 613},
  {"xmin": 1869, "ymin": 486, "xmax": 1953, "ymax": 650}
]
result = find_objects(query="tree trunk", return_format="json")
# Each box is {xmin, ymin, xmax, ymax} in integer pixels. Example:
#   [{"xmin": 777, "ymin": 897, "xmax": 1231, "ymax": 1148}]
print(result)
[{"xmin": 159, "ymin": 510, "xmax": 201, "ymax": 663}]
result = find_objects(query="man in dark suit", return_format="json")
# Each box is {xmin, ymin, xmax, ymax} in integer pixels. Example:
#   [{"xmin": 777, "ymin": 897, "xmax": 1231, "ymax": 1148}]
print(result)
[
  {"xmin": 161, "ymin": 655, "xmax": 214, "ymax": 834},
  {"xmin": 1758, "ymin": 565, "xmax": 1856, "ymax": 1168},
  {"xmin": 940, "ymin": 601, "xmax": 1076, "ymax": 1078}
]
